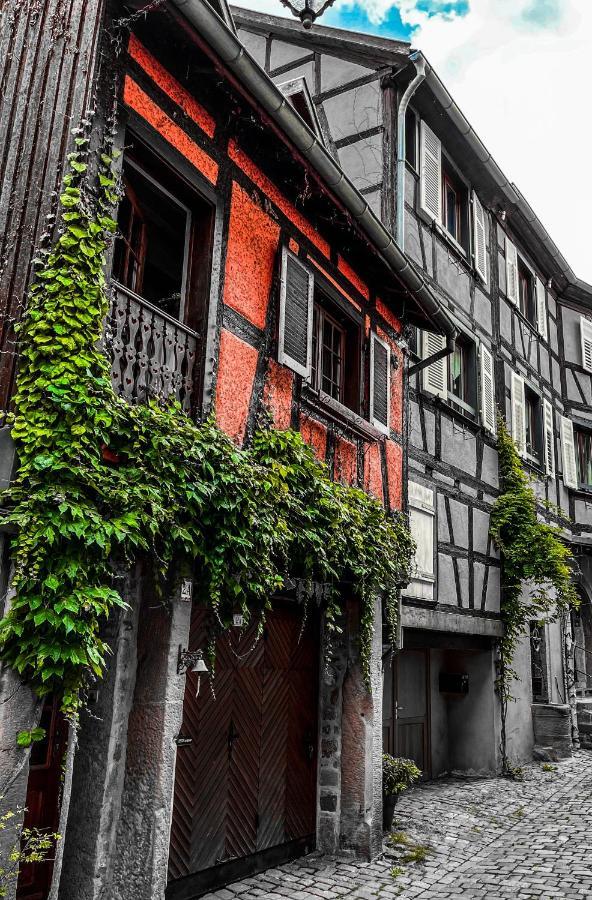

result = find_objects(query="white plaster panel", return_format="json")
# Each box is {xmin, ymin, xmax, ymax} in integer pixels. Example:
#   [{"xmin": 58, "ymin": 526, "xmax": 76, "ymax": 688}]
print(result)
[
  {"xmin": 237, "ymin": 28, "xmax": 267, "ymax": 66},
  {"xmin": 322, "ymin": 80, "xmax": 381, "ymax": 139},
  {"xmin": 320, "ymin": 55, "xmax": 375, "ymax": 93},
  {"xmin": 270, "ymin": 38, "xmax": 311, "ymax": 69},
  {"xmin": 336, "ymin": 131, "xmax": 382, "ymax": 192}
]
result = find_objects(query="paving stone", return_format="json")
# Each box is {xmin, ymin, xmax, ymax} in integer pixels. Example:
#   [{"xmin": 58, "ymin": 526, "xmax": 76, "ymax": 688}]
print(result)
[{"xmin": 204, "ymin": 752, "xmax": 592, "ymax": 899}]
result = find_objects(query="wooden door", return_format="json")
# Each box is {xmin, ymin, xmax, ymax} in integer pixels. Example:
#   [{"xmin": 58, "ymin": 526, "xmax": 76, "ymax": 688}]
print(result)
[
  {"xmin": 16, "ymin": 698, "xmax": 68, "ymax": 900},
  {"xmin": 383, "ymin": 649, "xmax": 430, "ymax": 777},
  {"xmin": 168, "ymin": 604, "xmax": 318, "ymax": 890}
]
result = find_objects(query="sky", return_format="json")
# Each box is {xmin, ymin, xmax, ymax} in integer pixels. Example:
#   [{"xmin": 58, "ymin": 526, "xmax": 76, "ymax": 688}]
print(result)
[{"xmin": 232, "ymin": 0, "xmax": 592, "ymax": 284}]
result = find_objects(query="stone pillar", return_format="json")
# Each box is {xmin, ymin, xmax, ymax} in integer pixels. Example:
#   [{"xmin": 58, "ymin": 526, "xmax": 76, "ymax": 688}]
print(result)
[
  {"xmin": 58, "ymin": 566, "xmax": 142, "ymax": 900},
  {"xmin": 339, "ymin": 596, "xmax": 383, "ymax": 859},
  {"xmin": 107, "ymin": 583, "xmax": 191, "ymax": 900},
  {"xmin": 316, "ymin": 612, "xmax": 347, "ymax": 854}
]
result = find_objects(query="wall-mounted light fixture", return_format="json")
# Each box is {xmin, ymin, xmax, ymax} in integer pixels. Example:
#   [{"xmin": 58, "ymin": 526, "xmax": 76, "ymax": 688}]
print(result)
[{"xmin": 279, "ymin": 0, "xmax": 337, "ymax": 28}]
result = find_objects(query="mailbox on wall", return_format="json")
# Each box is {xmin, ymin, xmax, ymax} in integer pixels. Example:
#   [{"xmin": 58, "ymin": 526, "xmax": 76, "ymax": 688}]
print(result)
[{"xmin": 439, "ymin": 672, "xmax": 469, "ymax": 695}]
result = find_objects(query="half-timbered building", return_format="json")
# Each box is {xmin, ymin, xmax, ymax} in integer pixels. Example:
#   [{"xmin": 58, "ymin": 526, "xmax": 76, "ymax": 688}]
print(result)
[
  {"xmin": 231, "ymin": 6, "xmax": 592, "ymax": 774},
  {"xmin": 0, "ymin": 2, "xmax": 456, "ymax": 898}
]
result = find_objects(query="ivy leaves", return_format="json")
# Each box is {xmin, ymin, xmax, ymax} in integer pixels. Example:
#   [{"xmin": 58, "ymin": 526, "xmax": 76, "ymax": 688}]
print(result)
[
  {"xmin": 0, "ymin": 127, "xmax": 414, "ymax": 722},
  {"xmin": 491, "ymin": 418, "xmax": 578, "ymax": 706}
]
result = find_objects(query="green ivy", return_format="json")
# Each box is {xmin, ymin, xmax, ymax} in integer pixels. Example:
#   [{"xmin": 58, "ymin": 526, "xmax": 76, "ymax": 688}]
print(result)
[
  {"xmin": 490, "ymin": 417, "xmax": 578, "ymax": 772},
  {"xmin": 0, "ymin": 128, "xmax": 414, "ymax": 721}
]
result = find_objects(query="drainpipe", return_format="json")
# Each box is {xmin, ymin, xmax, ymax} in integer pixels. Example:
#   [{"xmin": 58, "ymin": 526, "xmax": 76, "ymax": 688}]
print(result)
[{"xmin": 396, "ymin": 51, "xmax": 426, "ymax": 251}]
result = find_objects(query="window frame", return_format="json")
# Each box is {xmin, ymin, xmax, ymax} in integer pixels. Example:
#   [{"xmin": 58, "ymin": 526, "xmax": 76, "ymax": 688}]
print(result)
[
  {"xmin": 447, "ymin": 333, "xmax": 477, "ymax": 416},
  {"xmin": 277, "ymin": 76, "xmax": 325, "ymax": 144},
  {"xmin": 575, "ymin": 426, "xmax": 592, "ymax": 491},
  {"xmin": 523, "ymin": 383, "xmax": 544, "ymax": 466},
  {"xmin": 517, "ymin": 255, "xmax": 536, "ymax": 325},
  {"xmin": 440, "ymin": 152, "xmax": 469, "ymax": 255}
]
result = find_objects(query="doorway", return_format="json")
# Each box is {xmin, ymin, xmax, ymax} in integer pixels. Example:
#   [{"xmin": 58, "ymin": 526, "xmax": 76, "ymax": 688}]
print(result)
[
  {"xmin": 383, "ymin": 649, "xmax": 430, "ymax": 777},
  {"xmin": 167, "ymin": 602, "xmax": 319, "ymax": 897}
]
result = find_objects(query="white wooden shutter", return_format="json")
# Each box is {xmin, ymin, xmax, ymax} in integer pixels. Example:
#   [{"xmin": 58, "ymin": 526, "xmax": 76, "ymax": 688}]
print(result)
[
  {"xmin": 580, "ymin": 316, "xmax": 592, "ymax": 373},
  {"xmin": 403, "ymin": 481, "xmax": 435, "ymax": 601},
  {"xmin": 561, "ymin": 415, "xmax": 578, "ymax": 489},
  {"xmin": 480, "ymin": 344, "xmax": 496, "ymax": 434},
  {"xmin": 536, "ymin": 277, "xmax": 547, "ymax": 340},
  {"xmin": 278, "ymin": 247, "xmax": 314, "ymax": 378},
  {"xmin": 472, "ymin": 192, "xmax": 487, "ymax": 283},
  {"xmin": 370, "ymin": 333, "xmax": 390, "ymax": 435},
  {"xmin": 505, "ymin": 237, "xmax": 519, "ymax": 305},
  {"xmin": 543, "ymin": 398, "xmax": 555, "ymax": 477},
  {"xmin": 421, "ymin": 330, "xmax": 447, "ymax": 399},
  {"xmin": 419, "ymin": 120, "xmax": 442, "ymax": 223},
  {"xmin": 511, "ymin": 371, "xmax": 526, "ymax": 455}
]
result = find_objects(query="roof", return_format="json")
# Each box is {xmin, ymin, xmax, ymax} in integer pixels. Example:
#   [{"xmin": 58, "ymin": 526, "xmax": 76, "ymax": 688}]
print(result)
[{"xmin": 233, "ymin": 5, "xmax": 592, "ymax": 307}]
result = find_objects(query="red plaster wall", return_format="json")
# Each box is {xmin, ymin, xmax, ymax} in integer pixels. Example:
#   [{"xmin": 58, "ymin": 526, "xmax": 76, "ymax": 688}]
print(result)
[
  {"xmin": 385, "ymin": 441, "xmax": 402, "ymax": 511},
  {"xmin": 300, "ymin": 415, "xmax": 327, "ymax": 463},
  {"xmin": 128, "ymin": 35, "xmax": 216, "ymax": 138},
  {"xmin": 228, "ymin": 140, "xmax": 330, "ymax": 258},
  {"xmin": 123, "ymin": 77, "xmax": 218, "ymax": 184},
  {"xmin": 390, "ymin": 344, "xmax": 404, "ymax": 434},
  {"xmin": 215, "ymin": 329, "xmax": 258, "ymax": 444},
  {"xmin": 224, "ymin": 182, "xmax": 280, "ymax": 330},
  {"xmin": 334, "ymin": 437, "xmax": 357, "ymax": 487},
  {"xmin": 264, "ymin": 359, "xmax": 294, "ymax": 430},
  {"xmin": 338, "ymin": 255, "xmax": 369, "ymax": 301},
  {"xmin": 376, "ymin": 298, "xmax": 401, "ymax": 333},
  {"xmin": 363, "ymin": 442, "xmax": 383, "ymax": 503}
]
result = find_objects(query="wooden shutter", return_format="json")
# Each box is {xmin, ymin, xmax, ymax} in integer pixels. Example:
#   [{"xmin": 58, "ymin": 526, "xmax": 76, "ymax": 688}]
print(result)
[
  {"xmin": 561, "ymin": 415, "xmax": 578, "ymax": 489},
  {"xmin": 403, "ymin": 482, "xmax": 435, "ymax": 602},
  {"xmin": 581, "ymin": 316, "xmax": 592, "ymax": 373},
  {"xmin": 536, "ymin": 277, "xmax": 547, "ymax": 340},
  {"xmin": 472, "ymin": 192, "xmax": 487, "ymax": 282},
  {"xmin": 278, "ymin": 247, "xmax": 314, "ymax": 378},
  {"xmin": 511, "ymin": 371, "xmax": 526, "ymax": 455},
  {"xmin": 370, "ymin": 333, "xmax": 390, "ymax": 434},
  {"xmin": 480, "ymin": 344, "xmax": 496, "ymax": 434},
  {"xmin": 421, "ymin": 331, "xmax": 447, "ymax": 399},
  {"xmin": 419, "ymin": 120, "xmax": 442, "ymax": 223},
  {"xmin": 543, "ymin": 399, "xmax": 555, "ymax": 477},
  {"xmin": 505, "ymin": 237, "xmax": 519, "ymax": 305}
]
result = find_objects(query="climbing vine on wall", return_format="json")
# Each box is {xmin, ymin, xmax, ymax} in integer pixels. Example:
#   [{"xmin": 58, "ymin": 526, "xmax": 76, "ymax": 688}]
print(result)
[
  {"xmin": 0, "ymin": 127, "xmax": 414, "ymax": 722},
  {"xmin": 490, "ymin": 417, "xmax": 578, "ymax": 772}
]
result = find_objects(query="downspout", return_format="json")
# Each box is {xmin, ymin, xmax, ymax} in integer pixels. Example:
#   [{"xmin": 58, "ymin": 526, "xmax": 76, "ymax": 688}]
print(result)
[{"xmin": 396, "ymin": 51, "xmax": 426, "ymax": 251}]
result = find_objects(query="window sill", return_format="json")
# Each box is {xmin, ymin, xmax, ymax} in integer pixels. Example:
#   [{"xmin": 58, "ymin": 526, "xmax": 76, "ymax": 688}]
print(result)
[
  {"xmin": 301, "ymin": 386, "xmax": 384, "ymax": 442},
  {"xmin": 414, "ymin": 389, "xmax": 481, "ymax": 433},
  {"xmin": 434, "ymin": 222, "xmax": 468, "ymax": 261}
]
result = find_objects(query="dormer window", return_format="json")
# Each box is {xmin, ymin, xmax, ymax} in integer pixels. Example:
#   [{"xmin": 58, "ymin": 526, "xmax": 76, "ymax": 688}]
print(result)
[{"xmin": 278, "ymin": 77, "xmax": 325, "ymax": 144}]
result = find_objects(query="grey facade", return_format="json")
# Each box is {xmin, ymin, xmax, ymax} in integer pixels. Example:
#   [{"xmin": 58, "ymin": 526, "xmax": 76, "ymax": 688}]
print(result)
[{"xmin": 231, "ymin": 5, "xmax": 592, "ymax": 773}]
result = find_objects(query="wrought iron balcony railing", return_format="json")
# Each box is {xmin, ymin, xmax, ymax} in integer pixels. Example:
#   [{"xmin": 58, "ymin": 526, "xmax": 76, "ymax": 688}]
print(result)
[{"xmin": 106, "ymin": 283, "xmax": 198, "ymax": 412}]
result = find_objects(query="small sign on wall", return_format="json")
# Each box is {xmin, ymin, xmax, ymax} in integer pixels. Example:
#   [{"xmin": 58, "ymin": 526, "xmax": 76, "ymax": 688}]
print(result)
[
  {"xmin": 232, "ymin": 613, "xmax": 244, "ymax": 627},
  {"xmin": 180, "ymin": 580, "xmax": 193, "ymax": 602}
]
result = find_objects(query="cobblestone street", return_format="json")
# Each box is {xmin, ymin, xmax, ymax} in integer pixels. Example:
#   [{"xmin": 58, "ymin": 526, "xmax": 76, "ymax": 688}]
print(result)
[{"xmin": 203, "ymin": 752, "xmax": 592, "ymax": 900}]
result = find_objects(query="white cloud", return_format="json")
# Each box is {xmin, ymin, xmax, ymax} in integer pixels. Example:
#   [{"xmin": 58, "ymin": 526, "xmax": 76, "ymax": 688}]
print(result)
[{"xmin": 232, "ymin": 0, "xmax": 592, "ymax": 281}]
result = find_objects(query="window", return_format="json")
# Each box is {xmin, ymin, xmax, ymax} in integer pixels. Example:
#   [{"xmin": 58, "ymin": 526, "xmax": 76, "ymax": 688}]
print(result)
[
  {"xmin": 405, "ymin": 108, "xmax": 417, "ymax": 169},
  {"xmin": 277, "ymin": 248, "xmax": 388, "ymax": 427},
  {"xmin": 311, "ymin": 306, "xmax": 344, "ymax": 402},
  {"xmin": 278, "ymin": 77, "xmax": 324, "ymax": 144},
  {"xmin": 112, "ymin": 141, "xmax": 213, "ymax": 331},
  {"xmin": 576, "ymin": 429, "xmax": 592, "ymax": 489},
  {"xmin": 517, "ymin": 257, "xmax": 536, "ymax": 324},
  {"xmin": 511, "ymin": 372, "xmax": 542, "ymax": 464},
  {"xmin": 421, "ymin": 331, "xmax": 478, "ymax": 418},
  {"xmin": 448, "ymin": 335, "xmax": 476, "ymax": 413},
  {"xmin": 524, "ymin": 387, "xmax": 542, "ymax": 461},
  {"xmin": 310, "ymin": 295, "xmax": 360, "ymax": 411},
  {"xmin": 441, "ymin": 159, "xmax": 468, "ymax": 250}
]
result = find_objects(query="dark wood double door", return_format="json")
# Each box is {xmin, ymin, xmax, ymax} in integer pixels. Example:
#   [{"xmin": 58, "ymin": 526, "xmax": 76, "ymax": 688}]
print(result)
[{"xmin": 168, "ymin": 604, "xmax": 318, "ymax": 896}]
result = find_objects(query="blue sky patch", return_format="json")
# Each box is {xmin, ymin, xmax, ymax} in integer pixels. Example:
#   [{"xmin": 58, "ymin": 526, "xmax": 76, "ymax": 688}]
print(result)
[
  {"xmin": 323, "ymin": 3, "xmax": 413, "ymax": 39},
  {"xmin": 520, "ymin": 0, "xmax": 562, "ymax": 28}
]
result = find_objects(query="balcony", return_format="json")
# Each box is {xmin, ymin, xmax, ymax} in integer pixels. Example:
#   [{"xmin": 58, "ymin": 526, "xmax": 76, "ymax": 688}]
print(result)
[{"xmin": 106, "ymin": 283, "xmax": 199, "ymax": 413}]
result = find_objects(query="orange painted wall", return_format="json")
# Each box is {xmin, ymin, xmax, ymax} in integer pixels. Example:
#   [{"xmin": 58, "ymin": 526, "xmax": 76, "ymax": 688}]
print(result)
[
  {"xmin": 215, "ymin": 330, "xmax": 258, "ymax": 444},
  {"xmin": 224, "ymin": 183, "xmax": 280, "ymax": 330}
]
